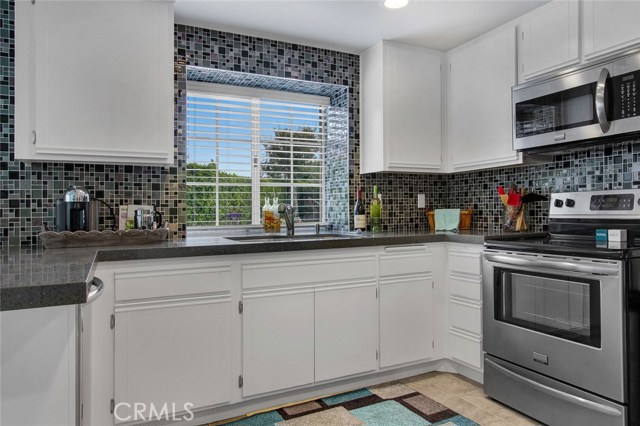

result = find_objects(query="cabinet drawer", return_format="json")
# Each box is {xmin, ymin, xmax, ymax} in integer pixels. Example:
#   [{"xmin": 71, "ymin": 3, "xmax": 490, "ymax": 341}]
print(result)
[
  {"xmin": 380, "ymin": 245, "xmax": 433, "ymax": 277},
  {"xmin": 242, "ymin": 255, "xmax": 376, "ymax": 289},
  {"xmin": 115, "ymin": 265, "xmax": 232, "ymax": 302},
  {"xmin": 449, "ymin": 274, "xmax": 482, "ymax": 301},
  {"xmin": 449, "ymin": 298, "xmax": 482, "ymax": 335},
  {"xmin": 448, "ymin": 329, "xmax": 482, "ymax": 369},
  {"xmin": 448, "ymin": 249, "xmax": 481, "ymax": 276}
]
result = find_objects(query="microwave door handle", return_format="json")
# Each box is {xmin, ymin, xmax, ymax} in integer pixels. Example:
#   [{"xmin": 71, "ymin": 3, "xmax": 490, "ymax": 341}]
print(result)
[{"xmin": 595, "ymin": 67, "xmax": 611, "ymax": 133}]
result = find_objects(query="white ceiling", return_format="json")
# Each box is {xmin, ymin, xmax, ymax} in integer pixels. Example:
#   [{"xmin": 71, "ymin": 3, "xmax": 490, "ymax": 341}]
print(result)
[{"xmin": 174, "ymin": 0, "xmax": 550, "ymax": 54}]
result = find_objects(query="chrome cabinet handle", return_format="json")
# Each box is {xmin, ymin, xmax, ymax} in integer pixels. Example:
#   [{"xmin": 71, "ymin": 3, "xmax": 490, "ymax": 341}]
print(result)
[
  {"xmin": 86, "ymin": 277, "xmax": 104, "ymax": 304},
  {"xmin": 483, "ymin": 253, "xmax": 619, "ymax": 276},
  {"xmin": 485, "ymin": 358, "xmax": 623, "ymax": 417},
  {"xmin": 595, "ymin": 67, "xmax": 611, "ymax": 134}
]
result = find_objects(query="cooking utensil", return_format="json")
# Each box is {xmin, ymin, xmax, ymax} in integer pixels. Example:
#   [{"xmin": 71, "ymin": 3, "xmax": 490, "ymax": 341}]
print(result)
[
  {"xmin": 507, "ymin": 192, "xmax": 521, "ymax": 206},
  {"xmin": 521, "ymin": 193, "xmax": 548, "ymax": 203}
]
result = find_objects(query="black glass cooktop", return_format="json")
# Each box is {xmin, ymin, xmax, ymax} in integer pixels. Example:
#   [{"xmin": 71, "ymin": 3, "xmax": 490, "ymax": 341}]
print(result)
[{"xmin": 485, "ymin": 234, "xmax": 640, "ymax": 260}]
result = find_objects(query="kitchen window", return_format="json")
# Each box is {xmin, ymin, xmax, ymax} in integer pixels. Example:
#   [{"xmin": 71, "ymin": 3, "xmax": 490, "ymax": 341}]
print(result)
[{"xmin": 186, "ymin": 82, "xmax": 328, "ymax": 227}]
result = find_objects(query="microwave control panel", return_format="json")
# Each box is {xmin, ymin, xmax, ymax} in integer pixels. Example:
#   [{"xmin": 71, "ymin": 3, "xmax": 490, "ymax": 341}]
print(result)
[{"xmin": 613, "ymin": 71, "xmax": 638, "ymax": 120}]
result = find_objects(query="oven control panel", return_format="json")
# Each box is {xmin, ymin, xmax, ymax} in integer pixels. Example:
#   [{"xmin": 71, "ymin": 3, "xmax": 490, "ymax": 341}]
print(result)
[
  {"xmin": 590, "ymin": 193, "xmax": 635, "ymax": 211},
  {"xmin": 549, "ymin": 189, "xmax": 640, "ymax": 218}
]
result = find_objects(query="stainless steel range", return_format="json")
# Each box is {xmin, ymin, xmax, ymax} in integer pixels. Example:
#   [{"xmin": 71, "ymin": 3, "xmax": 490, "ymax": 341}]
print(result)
[{"xmin": 483, "ymin": 189, "xmax": 640, "ymax": 426}]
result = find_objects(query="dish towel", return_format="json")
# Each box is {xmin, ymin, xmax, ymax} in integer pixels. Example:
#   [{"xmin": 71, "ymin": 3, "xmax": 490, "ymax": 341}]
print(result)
[{"xmin": 434, "ymin": 209, "xmax": 461, "ymax": 231}]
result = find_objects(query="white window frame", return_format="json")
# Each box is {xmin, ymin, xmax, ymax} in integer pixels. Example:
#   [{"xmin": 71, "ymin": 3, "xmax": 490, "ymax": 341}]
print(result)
[{"xmin": 186, "ymin": 81, "xmax": 329, "ymax": 228}]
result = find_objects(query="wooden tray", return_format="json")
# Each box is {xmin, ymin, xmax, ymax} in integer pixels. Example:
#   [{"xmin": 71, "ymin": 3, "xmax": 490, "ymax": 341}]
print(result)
[{"xmin": 39, "ymin": 228, "xmax": 168, "ymax": 249}]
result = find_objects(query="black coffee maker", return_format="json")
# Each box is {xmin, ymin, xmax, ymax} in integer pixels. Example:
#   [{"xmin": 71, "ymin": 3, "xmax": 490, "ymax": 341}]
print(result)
[{"xmin": 54, "ymin": 186, "xmax": 93, "ymax": 232}]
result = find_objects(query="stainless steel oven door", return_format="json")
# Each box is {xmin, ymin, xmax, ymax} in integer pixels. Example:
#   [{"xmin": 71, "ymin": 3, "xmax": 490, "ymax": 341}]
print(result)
[{"xmin": 483, "ymin": 249, "xmax": 625, "ymax": 402}]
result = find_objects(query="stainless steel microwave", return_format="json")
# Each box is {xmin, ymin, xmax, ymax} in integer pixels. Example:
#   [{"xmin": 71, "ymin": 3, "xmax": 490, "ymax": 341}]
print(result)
[{"xmin": 513, "ymin": 52, "xmax": 640, "ymax": 151}]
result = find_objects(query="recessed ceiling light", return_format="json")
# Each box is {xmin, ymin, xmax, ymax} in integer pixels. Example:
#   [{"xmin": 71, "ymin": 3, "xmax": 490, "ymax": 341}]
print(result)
[{"xmin": 384, "ymin": 0, "xmax": 409, "ymax": 9}]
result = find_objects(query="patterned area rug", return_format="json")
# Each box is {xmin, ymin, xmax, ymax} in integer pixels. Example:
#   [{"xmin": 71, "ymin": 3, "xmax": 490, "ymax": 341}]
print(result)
[{"xmin": 220, "ymin": 382, "xmax": 479, "ymax": 426}]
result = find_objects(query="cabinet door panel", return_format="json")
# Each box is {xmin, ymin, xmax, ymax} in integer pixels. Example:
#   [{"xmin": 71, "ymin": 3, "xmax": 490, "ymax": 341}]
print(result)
[
  {"xmin": 379, "ymin": 277, "xmax": 433, "ymax": 367},
  {"xmin": 242, "ymin": 292, "xmax": 315, "ymax": 397},
  {"xmin": 448, "ymin": 249, "xmax": 482, "ymax": 277},
  {"xmin": 519, "ymin": 1, "xmax": 579, "ymax": 79},
  {"xmin": 315, "ymin": 284, "xmax": 378, "ymax": 382},
  {"xmin": 1, "ymin": 306, "xmax": 76, "ymax": 426},
  {"xmin": 448, "ymin": 27, "xmax": 520, "ymax": 172},
  {"xmin": 448, "ymin": 329, "xmax": 483, "ymax": 369},
  {"xmin": 114, "ymin": 298, "xmax": 232, "ymax": 423},
  {"xmin": 16, "ymin": 1, "xmax": 173, "ymax": 164},
  {"xmin": 583, "ymin": 0, "xmax": 640, "ymax": 60},
  {"xmin": 384, "ymin": 44, "xmax": 442, "ymax": 171},
  {"xmin": 360, "ymin": 41, "xmax": 443, "ymax": 173},
  {"xmin": 449, "ymin": 298, "xmax": 482, "ymax": 335}
]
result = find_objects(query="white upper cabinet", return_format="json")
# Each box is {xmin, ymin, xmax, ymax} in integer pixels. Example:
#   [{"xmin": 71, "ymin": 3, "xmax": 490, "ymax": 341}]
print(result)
[
  {"xmin": 360, "ymin": 41, "xmax": 443, "ymax": 173},
  {"xmin": 15, "ymin": 1, "xmax": 174, "ymax": 165},
  {"xmin": 447, "ymin": 27, "xmax": 521, "ymax": 172},
  {"xmin": 517, "ymin": 0, "xmax": 580, "ymax": 82},
  {"xmin": 583, "ymin": 0, "xmax": 640, "ymax": 61}
]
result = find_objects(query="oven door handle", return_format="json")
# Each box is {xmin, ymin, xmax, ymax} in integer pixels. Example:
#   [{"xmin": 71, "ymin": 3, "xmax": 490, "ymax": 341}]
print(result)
[
  {"xmin": 483, "ymin": 253, "xmax": 619, "ymax": 276},
  {"xmin": 485, "ymin": 358, "xmax": 623, "ymax": 417}
]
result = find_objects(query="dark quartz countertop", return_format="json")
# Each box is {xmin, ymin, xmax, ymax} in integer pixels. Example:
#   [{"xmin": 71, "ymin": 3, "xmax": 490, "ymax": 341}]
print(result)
[{"xmin": 0, "ymin": 229, "xmax": 542, "ymax": 311}]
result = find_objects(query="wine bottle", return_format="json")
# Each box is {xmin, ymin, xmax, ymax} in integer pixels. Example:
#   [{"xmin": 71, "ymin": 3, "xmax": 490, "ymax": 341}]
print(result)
[
  {"xmin": 370, "ymin": 185, "xmax": 381, "ymax": 233},
  {"xmin": 354, "ymin": 189, "xmax": 366, "ymax": 231}
]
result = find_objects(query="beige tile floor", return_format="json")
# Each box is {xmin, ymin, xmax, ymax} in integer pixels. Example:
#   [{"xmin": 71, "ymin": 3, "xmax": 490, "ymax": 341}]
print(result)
[{"xmin": 402, "ymin": 372, "xmax": 544, "ymax": 426}]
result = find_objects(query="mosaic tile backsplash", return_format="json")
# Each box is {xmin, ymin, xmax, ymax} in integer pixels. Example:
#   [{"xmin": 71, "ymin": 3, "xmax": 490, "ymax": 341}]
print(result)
[{"xmin": 3, "ymin": 0, "xmax": 640, "ymax": 248}]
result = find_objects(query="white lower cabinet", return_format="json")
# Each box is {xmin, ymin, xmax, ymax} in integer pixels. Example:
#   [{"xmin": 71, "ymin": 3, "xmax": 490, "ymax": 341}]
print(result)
[
  {"xmin": 82, "ymin": 243, "xmax": 487, "ymax": 425},
  {"xmin": 114, "ymin": 299, "xmax": 232, "ymax": 423},
  {"xmin": 242, "ymin": 290, "xmax": 315, "ymax": 397},
  {"xmin": 241, "ymin": 250, "xmax": 378, "ymax": 396},
  {"xmin": 109, "ymin": 259, "xmax": 234, "ymax": 424},
  {"xmin": 378, "ymin": 244, "xmax": 443, "ymax": 368},
  {"xmin": 448, "ymin": 329, "xmax": 483, "ymax": 370},
  {"xmin": 446, "ymin": 244, "xmax": 484, "ymax": 372},
  {"xmin": 1, "ymin": 305, "xmax": 77, "ymax": 426},
  {"xmin": 315, "ymin": 284, "xmax": 378, "ymax": 382},
  {"xmin": 379, "ymin": 276, "xmax": 434, "ymax": 367}
]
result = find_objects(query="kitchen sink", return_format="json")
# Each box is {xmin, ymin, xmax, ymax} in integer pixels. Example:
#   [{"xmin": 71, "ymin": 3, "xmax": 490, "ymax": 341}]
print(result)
[{"xmin": 226, "ymin": 233, "xmax": 351, "ymax": 243}]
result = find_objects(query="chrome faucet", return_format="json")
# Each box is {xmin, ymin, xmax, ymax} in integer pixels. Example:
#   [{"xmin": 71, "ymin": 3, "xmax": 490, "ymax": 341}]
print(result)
[{"xmin": 278, "ymin": 203, "xmax": 295, "ymax": 235}]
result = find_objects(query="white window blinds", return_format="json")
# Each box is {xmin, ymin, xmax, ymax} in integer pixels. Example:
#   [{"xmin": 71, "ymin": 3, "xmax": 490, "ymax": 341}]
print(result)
[{"xmin": 186, "ymin": 84, "xmax": 328, "ymax": 227}]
